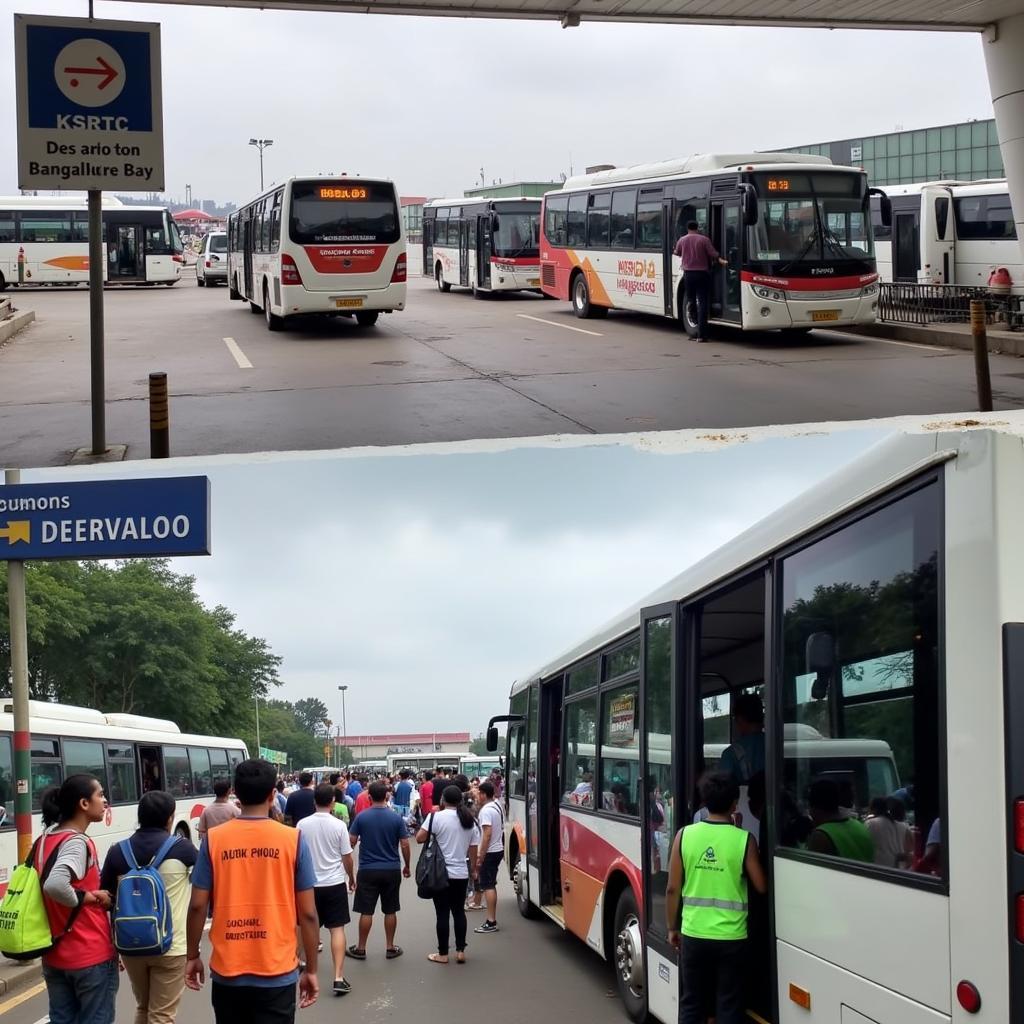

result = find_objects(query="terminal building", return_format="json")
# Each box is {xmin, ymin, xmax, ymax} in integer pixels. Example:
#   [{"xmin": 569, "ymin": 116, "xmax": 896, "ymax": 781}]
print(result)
[
  {"xmin": 778, "ymin": 117, "xmax": 1005, "ymax": 186},
  {"xmin": 335, "ymin": 731, "xmax": 471, "ymax": 762}
]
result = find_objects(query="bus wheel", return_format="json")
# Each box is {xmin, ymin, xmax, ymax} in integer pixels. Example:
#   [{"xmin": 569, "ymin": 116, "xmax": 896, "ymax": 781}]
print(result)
[
  {"xmin": 436, "ymin": 265, "xmax": 451, "ymax": 293},
  {"xmin": 512, "ymin": 856, "xmax": 538, "ymax": 919},
  {"xmin": 613, "ymin": 889, "xmax": 648, "ymax": 1023},
  {"xmin": 229, "ymin": 278, "xmax": 242, "ymax": 301},
  {"xmin": 572, "ymin": 273, "xmax": 606, "ymax": 319},
  {"xmin": 678, "ymin": 286, "xmax": 699, "ymax": 338},
  {"xmin": 355, "ymin": 311, "xmax": 379, "ymax": 327},
  {"xmin": 249, "ymin": 300, "xmax": 261, "ymax": 314},
  {"xmin": 264, "ymin": 284, "xmax": 283, "ymax": 332}
]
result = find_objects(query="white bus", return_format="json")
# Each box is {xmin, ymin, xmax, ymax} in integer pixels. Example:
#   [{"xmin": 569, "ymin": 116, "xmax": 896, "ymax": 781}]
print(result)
[
  {"xmin": 540, "ymin": 154, "xmax": 887, "ymax": 335},
  {"xmin": 385, "ymin": 751, "xmax": 469, "ymax": 776},
  {"xmin": 0, "ymin": 195, "xmax": 184, "ymax": 288},
  {"xmin": 489, "ymin": 423, "xmax": 1024, "ymax": 1023},
  {"xmin": 0, "ymin": 700, "xmax": 247, "ymax": 892},
  {"xmin": 870, "ymin": 179, "xmax": 1024, "ymax": 293},
  {"xmin": 423, "ymin": 197, "xmax": 541, "ymax": 295},
  {"xmin": 227, "ymin": 177, "xmax": 407, "ymax": 332},
  {"xmin": 460, "ymin": 755, "xmax": 502, "ymax": 777}
]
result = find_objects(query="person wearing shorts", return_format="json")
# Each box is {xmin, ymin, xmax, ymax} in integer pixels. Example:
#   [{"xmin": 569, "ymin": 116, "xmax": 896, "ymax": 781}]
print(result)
[
  {"xmin": 474, "ymin": 780, "xmax": 505, "ymax": 934},
  {"xmin": 348, "ymin": 781, "xmax": 410, "ymax": 960},
  {"xmin": 296, "ymin": 784, "xmax": 356, "ymax": 996}
]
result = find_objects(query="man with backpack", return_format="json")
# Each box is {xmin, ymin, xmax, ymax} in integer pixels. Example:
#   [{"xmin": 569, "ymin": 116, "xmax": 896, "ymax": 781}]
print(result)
[{"xmin": 100, "ymin": 790, "xmax": 197, "ymax": 1024}]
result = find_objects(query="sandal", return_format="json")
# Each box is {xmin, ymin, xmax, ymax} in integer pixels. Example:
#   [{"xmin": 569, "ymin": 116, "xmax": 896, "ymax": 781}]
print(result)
[
  {"xmin": 427, "ymin": 953, "xmax": 448, "ymax": 964},
  {"xmin": 385, "ymin": 945, "xmax": 403, "ymax": 959},
  {"xmin": 456, "ymin": 952, "xmax": 466, "ymax": 964},
  {"xmin": 347, "ymin": 945, "xmax": 367, "ymax": 960}
]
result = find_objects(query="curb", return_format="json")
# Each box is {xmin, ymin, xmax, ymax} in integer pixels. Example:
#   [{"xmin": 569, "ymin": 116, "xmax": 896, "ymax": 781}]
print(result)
[
  {"xmin": 0, "ymin": 310, "xmax": 36, "ymax": 346},
  {"xmin": 0, "ymin": 958, "xmax": 42, "ymax": 1000},
  {"xmin": 844, "ymin": 321, "xmax": 1024, "ymax": 357}
]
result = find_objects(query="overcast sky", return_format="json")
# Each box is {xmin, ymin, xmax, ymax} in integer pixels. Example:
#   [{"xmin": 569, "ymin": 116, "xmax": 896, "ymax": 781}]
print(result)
[
  {"xmin": 0, "ymin": 0, "xmax": 997, "ymax": 203},
  {"xmin": 23, "ymin": 429, "xmax": 889, "ymax": 738}
]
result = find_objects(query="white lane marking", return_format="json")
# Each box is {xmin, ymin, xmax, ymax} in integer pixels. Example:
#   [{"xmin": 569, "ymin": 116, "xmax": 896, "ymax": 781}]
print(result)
[
  {"xmin": 828, "ymin": 330, "xmax": 948, "ymax": 352},
  {"xmin": 516, "ymin": 313, "xmax": 603, "ymax": 337},
  {"xmin": 223, "ymin": 336, "xmax": 253, "ymax": 369}
]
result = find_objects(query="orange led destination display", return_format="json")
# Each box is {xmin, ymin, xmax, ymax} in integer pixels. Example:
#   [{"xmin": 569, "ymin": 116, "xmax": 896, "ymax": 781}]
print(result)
[
  {"xmin": 767, "ymin": 179, "xmax": 791, "ymax": 192},
  {"xmin": 319, "ymin": 186, "xmax": 369, "ymax": 200}
]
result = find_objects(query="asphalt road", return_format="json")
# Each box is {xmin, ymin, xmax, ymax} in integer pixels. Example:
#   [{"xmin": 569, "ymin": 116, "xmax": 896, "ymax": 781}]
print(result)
[
  {"xmin": 3, "ymin": 271, "xmax": 1024, "ymax": 467},
  {"xmin": 0, "ymin": 882, "xmax": 624, "ymax": 1024}
]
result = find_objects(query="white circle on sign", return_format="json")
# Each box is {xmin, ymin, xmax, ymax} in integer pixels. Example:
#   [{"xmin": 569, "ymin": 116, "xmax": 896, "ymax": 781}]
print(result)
[{"xmin": 54, "ymin": 39, "xmax": 126, "ymax": 107}]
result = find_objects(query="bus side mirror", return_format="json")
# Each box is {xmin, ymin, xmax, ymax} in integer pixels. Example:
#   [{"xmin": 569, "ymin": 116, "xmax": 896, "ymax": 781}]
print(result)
[
  {"xmin": 805, "ymin": 631, "xmax": 836, "ymax": 701},
  {"xmin": 486, "ymin": 726, "xmax": 499, "ymax": 752},
  {"xmin": 868, "ymin": 188, "xmax": 892, "ymax": 227},
  {"xmin": 738, "ymin": 184, "xmax": 758, "ymax": 226}
]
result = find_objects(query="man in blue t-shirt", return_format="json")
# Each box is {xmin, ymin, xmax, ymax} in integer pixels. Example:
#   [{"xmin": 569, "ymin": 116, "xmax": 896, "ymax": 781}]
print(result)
[
  {"xmin": 392, "ymin": 771, "xmax": 414, "ymax": 820},
  {"xmin": 345, "ymin": 775, "xmax": 363, "ymax": 802},
  {"xmin": 284, "ymin": 772, "xmax": 317, "ymax": 826},
  {"xmin": 347, "ymin": 781, "xmax": 410, "ymax": 959}
]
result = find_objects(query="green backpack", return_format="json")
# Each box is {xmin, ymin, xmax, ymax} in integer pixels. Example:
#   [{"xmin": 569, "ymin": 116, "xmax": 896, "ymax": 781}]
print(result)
[{"xmin": 0, "ymin": 834, "xmax": 84, "ymax": 961}]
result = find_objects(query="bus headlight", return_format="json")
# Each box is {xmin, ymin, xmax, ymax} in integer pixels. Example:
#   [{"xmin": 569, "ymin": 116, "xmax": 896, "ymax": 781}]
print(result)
[
  {"xmin": 753, "ymin": 285, "xmax": 785, "ymax": 301},
  {"xmin": 861, "ymin": 282, "xmax": 879, "ymax": 296}
]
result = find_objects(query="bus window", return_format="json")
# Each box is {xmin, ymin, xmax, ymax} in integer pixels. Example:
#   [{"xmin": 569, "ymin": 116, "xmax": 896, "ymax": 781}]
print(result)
[
  {"xmin": 63, "ymin": 739, "xmax": 107, "ymax": 794},
  {"xmin": 599, "ymin": 684, "xmax": 639, "ymax": 815},
  {"xmin": 209, "ymin": 748, "xmax": 230, "ymax": 786},
  {"xmin": 610, "ymin": 190, "xmax": 637, "ymax": 249},
  {"xmin": 31, "ymin": 736, "xmax": 62, "ymax": 809},
  {"xmin": 636, "ymin": 200, "xmax": 662, "ymax": 250},
  {"xmin": 562, "ymin": 696, "xmax": 597, "ymax": 806},
  {"xmin": 106, "ymin": 743, "xmax": 138, "ymax": 804},
  {"xmin": 189, "ymin": 747, "xmax": 213, "ymax": 796},
  {"xmin": 508, "ymin": 693, "xmax": 527, "ymax": 797},
  {"xmin": 163, "ymin": 746, "xmax": 192, "ymax": 797},
  {"xmin": 0, "ymin": 736, "xmax": 12, "ymax": 826},
  {"xmin": 226, "ymin": 748, "xmax": 245, "ymax": 772},
  {"xmin": 644, "ymin": 616, "xmax": 673, "ymax": 938},
  {"xmin": 587, "ymin": 193, "xmax": 611, "ymax": 248},
  {"xmin": 779, "ymin": 480, "xmax": 941, "ymax": 875}
]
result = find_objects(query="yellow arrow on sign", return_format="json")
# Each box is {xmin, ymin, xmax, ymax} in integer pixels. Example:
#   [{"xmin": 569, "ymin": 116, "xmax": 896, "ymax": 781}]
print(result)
[{"xmin": 0, "ymin": 521, "xmax": 30, "ymax": 545}]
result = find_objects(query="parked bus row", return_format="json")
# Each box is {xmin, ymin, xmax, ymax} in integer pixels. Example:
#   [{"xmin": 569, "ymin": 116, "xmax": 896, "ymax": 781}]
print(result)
[
  {"xmin": 488, "ymin": 423, "xmax": 1024, "ymax": 1024},
  {"xmin": 0, "ymin": 195, "xmax": 184, "ymax": 288},
  {"xmin": 0, "ymin": 700, "xmax": 247, "ymax": 892}
]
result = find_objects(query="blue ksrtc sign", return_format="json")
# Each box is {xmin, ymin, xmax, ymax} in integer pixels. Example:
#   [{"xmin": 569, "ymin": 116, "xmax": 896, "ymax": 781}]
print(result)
[{"xmin": 0, "ymin": 476, "xmax": 210, "ymax": 561}]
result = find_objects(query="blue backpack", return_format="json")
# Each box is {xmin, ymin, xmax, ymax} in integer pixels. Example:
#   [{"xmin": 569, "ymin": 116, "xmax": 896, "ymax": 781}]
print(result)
[{"xmin": 112, "ymin": 835, "xmax": 178, "ymax": 956}]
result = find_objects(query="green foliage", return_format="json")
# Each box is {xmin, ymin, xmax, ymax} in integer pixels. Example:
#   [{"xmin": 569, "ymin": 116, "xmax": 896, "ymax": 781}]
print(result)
[
  {"xmin": 470, "ymin": 733, "xmax": 504, "ymax": 755},
  {"xmin": 293, "ymin": 697, "xmax": 329, "ymax": 737}
]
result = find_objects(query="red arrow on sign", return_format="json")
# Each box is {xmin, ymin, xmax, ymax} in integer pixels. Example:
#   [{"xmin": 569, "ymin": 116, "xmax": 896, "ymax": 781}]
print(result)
[{"xmin": 63, "ymin": 56, "xmax": 118, "ymax": 90}]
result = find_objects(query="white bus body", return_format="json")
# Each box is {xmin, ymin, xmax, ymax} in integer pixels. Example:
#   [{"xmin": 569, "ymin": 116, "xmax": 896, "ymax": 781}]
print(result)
[
  {"xmin": 494, "ymin": 424, "xmax": 1024, "ymax": 1024},
  {"xmin": 424, "ymin": 197, "xmax": 541, "ymax": 295},
  {"xmin": 871, "ymin": 179, "xmax": 1024, "ymax": 292},
  {"xmin": 0, "ymin": 195, "xmax": 184, "ymax": 288},
  {"xmin": 0, "ymin": 700, "xmax": 247, "ymax": 892},
  {"xmin": 227, "ymin": 177, "xmax": 407, "ymax": 332},
  {"xmin": 386, "ymin": 751, "xmax": 470, "ymax": 775}
]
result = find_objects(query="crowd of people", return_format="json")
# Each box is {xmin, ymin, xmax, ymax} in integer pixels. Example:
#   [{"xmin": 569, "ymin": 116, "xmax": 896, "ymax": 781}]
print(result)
[{"xmin": 28, "ymin": 758, "xmax": 508, "ymax": 1024}]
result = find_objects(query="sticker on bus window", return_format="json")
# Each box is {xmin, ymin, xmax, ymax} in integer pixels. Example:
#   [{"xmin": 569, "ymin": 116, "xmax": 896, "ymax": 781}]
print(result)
[{"xmin": 757, "ymin": 251, "xmax": 780, "ymax": 261}]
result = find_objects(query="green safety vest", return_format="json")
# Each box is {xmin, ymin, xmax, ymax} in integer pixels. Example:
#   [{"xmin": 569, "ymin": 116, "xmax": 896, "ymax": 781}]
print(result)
[
  {"xmin": 680, "ymin": 821, "xmax": 749, "ymax": 941},
  {"xmin": 814, "ymin": 818, "xmax": 874, "ymax": 863}
]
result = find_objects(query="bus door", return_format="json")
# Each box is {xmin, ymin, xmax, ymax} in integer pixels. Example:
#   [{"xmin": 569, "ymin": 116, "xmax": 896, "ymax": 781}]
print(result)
[
  {"xmin": 538, "ymin": 678, "xmax": 563, "ymax": 905},
  {"xmin": 638, "ymin": 602, "xmax": 681, "ymax": 1024},
  {"xmin": 893, "ymin": 208, "xmax": 921, "ymax": 282},
  {"xmin": 477, "ymin": 216, "xmax": 492, "ymax": 290},
  {"xmin": 709, "ymin": 199, "xmax": 742, "ymax": 324},
  {"xmin": 423, "ymin": 217, "xmax": 433, "ymax": 278},
  {"xmin": 917, "ymin": 185, "xmax": 954, "ymax": 284},
  {"xmin": 662, "ymin": 199, "xmax": 676, "ymax": 317},
  {"xmin": 459, "ymin": 219, "xmax": 471, "ymax": 288},
  {"xmin": 686, "ymin": 568, "xmax": 774, "ymax": 1023},
  {"xmin": 108, "ymin": 224, "xmax": 143, "ymax": 281},
  {"xmin": 242, "ymin": 213, "xmax": 254, "ymax": 298}
]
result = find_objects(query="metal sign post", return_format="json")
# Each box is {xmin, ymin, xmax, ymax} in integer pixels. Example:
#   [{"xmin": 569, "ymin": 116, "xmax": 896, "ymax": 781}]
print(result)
[{"xmin": 14, "ymin": 13, "xmax": 165, "ymax": 456}]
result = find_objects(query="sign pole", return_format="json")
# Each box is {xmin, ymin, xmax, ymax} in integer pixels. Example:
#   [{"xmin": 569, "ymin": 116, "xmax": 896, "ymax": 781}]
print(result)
[
  {"xmin": 88, "ymin": 189, "xmax": 105, "ymax": 455},
  {"xmin": 4, "ymin": 470, "xmax": 32, "ymax": 862}
]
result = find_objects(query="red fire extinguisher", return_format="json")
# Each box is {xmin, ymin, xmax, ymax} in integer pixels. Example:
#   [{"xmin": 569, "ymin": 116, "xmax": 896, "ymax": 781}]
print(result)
[
  {"xmin": 988, "ymin": 266, "xmax": 1013, "ymax": 295},
  {"xmin": 16, "ymin": 246, "xmax": 25, "ymax": 285}
]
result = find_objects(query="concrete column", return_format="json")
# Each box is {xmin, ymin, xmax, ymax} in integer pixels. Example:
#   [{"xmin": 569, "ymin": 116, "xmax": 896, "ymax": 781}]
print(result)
[{"xmin": 984, "ymin": 14, "xmax": 1024, "ymax": 264}]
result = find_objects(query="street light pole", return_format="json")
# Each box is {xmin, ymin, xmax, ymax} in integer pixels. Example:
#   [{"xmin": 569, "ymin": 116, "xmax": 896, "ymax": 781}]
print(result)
[
  {"xmin": 254, "ymin": 695, "xmax": 261, "ymax": 753},
  {"xmin": 248, "ymin": 138, "xmax": 274, "ymax": 191},
  {"xmin": 338, "ymin": 684, "xmax": 348, "ymax": 766}
]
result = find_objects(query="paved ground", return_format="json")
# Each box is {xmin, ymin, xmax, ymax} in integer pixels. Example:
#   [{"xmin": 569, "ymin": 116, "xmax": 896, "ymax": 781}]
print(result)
[
  {"xmin": 0, "ymin": 885, "xmax": 624, "ymax": 1024},
  {"xmin": 3, "ymin": 271, "xmax": 1024, "ymax": 467}
]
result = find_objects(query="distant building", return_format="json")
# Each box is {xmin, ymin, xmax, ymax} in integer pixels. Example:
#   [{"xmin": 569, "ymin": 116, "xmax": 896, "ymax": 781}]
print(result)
[
  {"xmin": 335, "ymin": 731, "xmax": 471, "ymax": 761},
  {"xmin": 464, "ymin": 181, "xmax": 561, "ymax": 199},
  {"xmin": 777, "ymin": 118, "xmax": 1004, "ymax": 186},
  {"xmin": 401, "ymin": 196, "xmax": 427, "ymax": 243},
  {"xmin": 201, "ymin": 199, "xmax": 216, "ymax": 214}
]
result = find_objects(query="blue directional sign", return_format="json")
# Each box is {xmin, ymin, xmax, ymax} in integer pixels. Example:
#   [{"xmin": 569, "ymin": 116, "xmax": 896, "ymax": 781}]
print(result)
[
  {"xmin": 14, "ymin": 13, "xmax": 164, "ymax": 192},
  {"xmin": 0, "ymin": 477, "xmax": 210, "ymax": 562}
]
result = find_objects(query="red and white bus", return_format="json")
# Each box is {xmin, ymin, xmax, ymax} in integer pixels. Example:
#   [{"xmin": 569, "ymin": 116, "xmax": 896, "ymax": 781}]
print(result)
[
  {"xmin": 488, "ymin": 423, "xmax": 1024, "ymax": 1024},
  {"xmin": 423, "ymin": 197, "xmax": 541, "ymax": 295},
  {"xmin": 539, "ymin": 154, "xmax": 890, "ymax": 336},
  {"xmin": 227, "ymin": 177, "xmax": 407, "ymax": 331}
]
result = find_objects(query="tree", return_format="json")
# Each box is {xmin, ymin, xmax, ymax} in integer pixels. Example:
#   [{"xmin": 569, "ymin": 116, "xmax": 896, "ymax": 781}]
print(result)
[
  {"xmin": 293, "ymin": 697, "xmax": 329, "ymax": 737},
  {"xmin": 470, "ymin": 733, "xmax": 503, "ymax": 755}
]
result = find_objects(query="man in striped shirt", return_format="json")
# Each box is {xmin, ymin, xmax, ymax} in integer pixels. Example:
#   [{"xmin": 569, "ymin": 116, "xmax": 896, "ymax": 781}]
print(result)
[{"xmin": 674, "ymin": 221, "xmax": 728, "ymax": 343}]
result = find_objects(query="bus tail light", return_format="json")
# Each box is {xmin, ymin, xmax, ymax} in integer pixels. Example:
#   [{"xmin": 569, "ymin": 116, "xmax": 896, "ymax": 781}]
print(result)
[
  {"xmin": 281, "ymin": 254, "xmax": 303, "ymax": 286},
  {"xmin": 391, "ymin": 253, "xmax": 407, "ymax": 283},
  {"xmin": 1015, "ymin": 797, "xmax": 1024, "ymax": 852}
]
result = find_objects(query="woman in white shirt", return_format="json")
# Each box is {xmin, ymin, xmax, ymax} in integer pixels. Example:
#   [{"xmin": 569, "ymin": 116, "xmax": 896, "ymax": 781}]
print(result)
[{"xmin": 416, "ymin": 785, "xmax": 481, "ymax": 964}]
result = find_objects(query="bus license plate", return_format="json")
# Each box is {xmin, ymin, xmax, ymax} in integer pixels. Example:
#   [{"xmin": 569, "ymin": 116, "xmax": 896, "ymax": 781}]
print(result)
[
  {"xmin": 335, "ymin": 298, "xmax": 364, "ymax": 309},
  {"xmin": 811, "ymin": 310, "xmax": 840, "ymax": 322}
]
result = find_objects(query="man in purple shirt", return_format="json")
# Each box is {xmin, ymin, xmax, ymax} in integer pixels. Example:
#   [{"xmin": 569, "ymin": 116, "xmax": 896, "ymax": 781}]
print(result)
[{"xmin": 674, "ymin": 221, "xmax": 727, "ymax": 343}]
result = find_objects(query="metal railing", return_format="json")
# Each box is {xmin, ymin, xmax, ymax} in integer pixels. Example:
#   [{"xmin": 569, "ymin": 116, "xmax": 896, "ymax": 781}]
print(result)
[{"xmin": 879, "ymin": 282, "xmax": 1024, "ymax": 331}]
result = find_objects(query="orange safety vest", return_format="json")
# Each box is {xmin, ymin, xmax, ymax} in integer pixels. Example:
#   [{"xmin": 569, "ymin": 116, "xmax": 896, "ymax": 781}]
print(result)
[{"xmin": 205, "ymin": 818, "xmax": 300, "ymax": 979}]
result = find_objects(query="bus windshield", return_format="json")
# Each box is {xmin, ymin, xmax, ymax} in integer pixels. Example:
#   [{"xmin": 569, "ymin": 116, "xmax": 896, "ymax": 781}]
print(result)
[
  {"xmin": 494, "ymin": 210, "xmax": 540, "ymax": 259},
  {"xmin": 748, "ymin": 172, "xmax": 873, "ymax": 265},
  {"xmin": 290, "ymin": 181, "xmax": 400, "ymax": 245}
]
